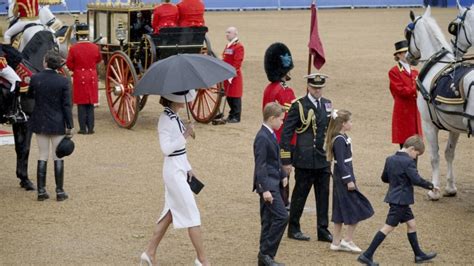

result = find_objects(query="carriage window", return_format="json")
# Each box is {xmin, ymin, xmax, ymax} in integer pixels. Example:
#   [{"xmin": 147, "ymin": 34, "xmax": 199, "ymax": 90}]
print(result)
[
  {"xmin": 95, "ymin": 12, "xmax": 108, "ymax": 44},
  {"xmin": 88, "ymin": 11, "xmax": 95, "ymax": 41},
  {"xmin": 111, "ymin": 13, "xmax": 129, "ymax": 45}
]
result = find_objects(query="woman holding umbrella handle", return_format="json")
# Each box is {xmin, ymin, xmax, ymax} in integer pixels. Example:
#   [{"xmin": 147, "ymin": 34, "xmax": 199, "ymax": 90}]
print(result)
[{"xmin": 140, "ymin": 90, "xmax": 209, "ymax": 266}]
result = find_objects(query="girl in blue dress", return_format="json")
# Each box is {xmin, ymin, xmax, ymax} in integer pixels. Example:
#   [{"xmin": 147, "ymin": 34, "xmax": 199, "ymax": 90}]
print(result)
[{"xmin": 325, "ymin": 109, "xmax": 374, "ymax": 253}]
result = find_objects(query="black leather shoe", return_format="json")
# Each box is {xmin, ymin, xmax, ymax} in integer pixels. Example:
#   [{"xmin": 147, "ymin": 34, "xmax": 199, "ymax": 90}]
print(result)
[
  {"xmin": 317, "ymin": 228, "xmax": 333, "ymax": 242},
  {"xmin": 415, "ymin": 252, "xmax": 437, "ymax": 264},
  {"xmin": 20, "ymin": 179, "xmax": 35, "ymax": 191},
  {"xmin": 258, "ymin": 253, "xmax": 284, "ymax": 266},
  {"xmin": 214, "ymin": 113, "xmax": 224, "ymax": 119},
  {"xmin": 288, "ymin": 231, "xmax": 311, "ymax": 241},
  {"xmin": 78, "ymin": 130, "xmax": 87, "ymax": 134},
  {"xmin": 88, "ymin": 130, "xmax": 95, "ymax": 134},
  {"xmin": 357, "ymin": 253, "xmax": 379, "ymax": 266},
  {"xmin": 37, "ymin": 192, "xmax": 49, "ymax": 201},
  {"xmin": 226, "ymin": 118, "xmax": 240, "ymax": 123}
]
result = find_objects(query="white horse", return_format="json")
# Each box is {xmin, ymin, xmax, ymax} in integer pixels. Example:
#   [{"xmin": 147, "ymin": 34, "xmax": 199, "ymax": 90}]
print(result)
[
  {"xmin": 448, "ymin": 2, "xmax": 474, "ymax": 59},
  {"xmin": 405, "ymin": 6, "xmax": 474, "ymax": 200}
]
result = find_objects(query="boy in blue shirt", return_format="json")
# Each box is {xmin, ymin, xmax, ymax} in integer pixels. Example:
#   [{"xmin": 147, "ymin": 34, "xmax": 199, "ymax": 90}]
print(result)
[{"xmin": 358, "ymin": 135, "xmax": 439, "ymax": 265}]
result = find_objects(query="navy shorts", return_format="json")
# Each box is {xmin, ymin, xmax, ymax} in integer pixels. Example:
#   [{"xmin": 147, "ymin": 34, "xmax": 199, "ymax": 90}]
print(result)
[{"xmin": 385, "ymin": 204, "xmax": 415, "ymax": 227}]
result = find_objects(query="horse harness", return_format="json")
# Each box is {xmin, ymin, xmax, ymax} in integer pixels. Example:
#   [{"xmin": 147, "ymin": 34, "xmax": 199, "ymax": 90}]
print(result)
[
  {"xmin": 449, "ymin": 7, "xmax": 472, "ymax": 55},
  {"xmin": 416, "ymin": 48, "xmax": 474, "ymax": 136}
]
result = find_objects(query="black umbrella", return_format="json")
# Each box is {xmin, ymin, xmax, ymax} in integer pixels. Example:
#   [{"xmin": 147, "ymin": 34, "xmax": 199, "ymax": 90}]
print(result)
[{"xmin": 133, "ymin": 53, "xmax": 236, "ymax": 96}]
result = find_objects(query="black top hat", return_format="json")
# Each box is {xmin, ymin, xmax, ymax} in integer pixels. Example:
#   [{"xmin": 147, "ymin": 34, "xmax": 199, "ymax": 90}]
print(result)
[
  {"xmin": 76, "ymin": 23, "xmax": 89, "ymax": 36},
  {"xmin": 56, "ymin": 137, "xmax": 75, "ymax": 158},
  {"xmin": 393, "ymin": 40, "xmax": 408, "ymax": 55},
  {"xmin": 264, "ymin": 42, "xmax": 294, "ymax": 82},
  {"xmin": 305, "ymin": 73, "xmax": 328, "ymax": 88}
]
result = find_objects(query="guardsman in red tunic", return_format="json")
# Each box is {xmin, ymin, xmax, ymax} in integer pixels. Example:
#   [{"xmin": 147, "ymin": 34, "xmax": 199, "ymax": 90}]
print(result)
[
  {"xmin": 177, "ymin": 0, "xmax": 205, "ymax": 27},
  {"xmin": 222, "ymin": 26, "xmax": 244, "ymax": 123},
  {"xmin": 389, "ymin": 40, "xmax": 422, "ymax": 147},
  {"xmin": 262, "ymin": 42, "xmax": 296, "ymax": 207},
  {"xmin": 152, "ymin": 0, "xmax": 179, "ymax": 34},
  {"xmin": 66, "ymin": 23, "xmax": 102, "ymax": 135},
  {"xmin": 3, "ymin": 0, "xmax": 41, "ymax": 44}
]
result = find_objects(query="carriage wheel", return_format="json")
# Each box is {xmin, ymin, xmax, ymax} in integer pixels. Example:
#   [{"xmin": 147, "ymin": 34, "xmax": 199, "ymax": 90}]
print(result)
[
  {"xmin": 135, "ymin": 35, "xmax": 156, "ymax": 112},
  {"xmin": 187, "ymin": 38, "xmax": 224, "ymax": 123},
  {"xmin": 105, "ymin": 51, "xmax": 140, "ymax": 129}
]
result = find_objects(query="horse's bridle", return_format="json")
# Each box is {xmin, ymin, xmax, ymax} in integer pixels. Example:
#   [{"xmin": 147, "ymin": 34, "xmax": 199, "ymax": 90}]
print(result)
[
  {"xmin": 449, "ymin": 7, "xmax": 472, "ymax": 55},
  {"xmin": 405, "ymin": 16, "xmax": 422, "ymax": 61}
]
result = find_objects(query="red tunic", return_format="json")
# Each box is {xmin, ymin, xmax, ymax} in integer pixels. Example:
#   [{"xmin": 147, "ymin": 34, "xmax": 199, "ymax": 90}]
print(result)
[
  {"xmin": 222, "ymin": 40, "xmax": 244, "ymax": 98},
  {"xmin": 262, "ymin": 81, "xmax": 297, "ymax": 145},
  {"xmin": 177, "ymin": 0, "xmax": 205, "ymax": 27},
  {"xmin": 388, "ymin": 63, "xmax": 423, "ymax": 144},
  {"xmin": 66, "ymin": 41, "xmax": 102, "ymax": 105},
  {"xmin": 15, "ymin": 0, "xmax": 39, "ymax": 19},
  {"xmin": 152, "ymin": 3, "xmax": 179, "ymax": 34}
]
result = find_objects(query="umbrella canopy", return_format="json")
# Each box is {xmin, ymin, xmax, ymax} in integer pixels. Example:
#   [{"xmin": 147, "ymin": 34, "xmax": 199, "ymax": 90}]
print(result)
[{"xmin": 133, "ymin": 54, "xmax": 236, "ymax": 96}]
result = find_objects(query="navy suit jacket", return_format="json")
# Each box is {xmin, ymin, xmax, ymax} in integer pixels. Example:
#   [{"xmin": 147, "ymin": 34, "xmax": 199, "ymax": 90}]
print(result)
[
  {"xmin": 382, "ymin": 151, "xmax": 434, "ymax": 205},
  {"xmin": 253, "ymin": 125, "xmax": 287, "ymax": 193}
]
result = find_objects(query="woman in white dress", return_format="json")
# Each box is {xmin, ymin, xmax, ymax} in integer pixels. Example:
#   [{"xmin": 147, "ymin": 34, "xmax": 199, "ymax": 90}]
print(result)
[{"xmin": 140, "ymin": 90, "xmax": 209, "ymax": 266}]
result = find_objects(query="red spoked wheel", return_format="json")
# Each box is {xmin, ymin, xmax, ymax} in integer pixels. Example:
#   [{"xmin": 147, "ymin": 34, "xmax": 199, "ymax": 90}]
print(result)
[
  {"xmin": 188, "ymin": 83, "xmax": 224, "ymax": 123},
  {"xmin": 105, "ymin": 51, "xmax": 140, "ymax": 129}
]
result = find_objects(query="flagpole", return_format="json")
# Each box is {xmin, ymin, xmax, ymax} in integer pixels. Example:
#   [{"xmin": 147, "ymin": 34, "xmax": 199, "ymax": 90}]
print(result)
[{"xmin": 307, "ymin": 53, "xmax": 312, "ymax": 75}]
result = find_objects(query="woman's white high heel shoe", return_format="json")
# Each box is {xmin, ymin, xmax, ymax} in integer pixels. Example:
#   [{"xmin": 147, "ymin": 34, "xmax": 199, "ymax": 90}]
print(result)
[
  {"xmin": 194, "ymin": 258, "xmax": 203, "ymax": 266},
  {"xmin": 140, "ymin": 252, "xmax": 152, "ymax": 266}
]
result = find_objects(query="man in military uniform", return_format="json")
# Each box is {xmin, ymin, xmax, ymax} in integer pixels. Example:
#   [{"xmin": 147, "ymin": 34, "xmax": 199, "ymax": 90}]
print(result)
[
  {"xmin": 3, "ymin": 0, "xmax": 41, "ymax": 45},
  {"xmin": 66, "ymin": 23, "xmax": 102, "ymax": 134},
  {"xmin": 280, "ymin": 73, "xmax": 333, "ymax": 242},
  {"xmin": 262, "ymin": 42, "xmax": 296, "ymax": 208}
]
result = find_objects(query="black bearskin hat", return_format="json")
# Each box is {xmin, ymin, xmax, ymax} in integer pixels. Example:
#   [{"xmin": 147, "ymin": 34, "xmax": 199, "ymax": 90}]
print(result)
[{"xmin": 264, "ymin": 42, "xmax": 294, "ymax": 82}]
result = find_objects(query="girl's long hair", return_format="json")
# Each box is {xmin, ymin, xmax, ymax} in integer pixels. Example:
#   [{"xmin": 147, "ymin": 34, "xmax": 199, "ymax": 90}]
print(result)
[{"xmin": 325, "ymin": 109, "xmax": 351, "ymax": 161}]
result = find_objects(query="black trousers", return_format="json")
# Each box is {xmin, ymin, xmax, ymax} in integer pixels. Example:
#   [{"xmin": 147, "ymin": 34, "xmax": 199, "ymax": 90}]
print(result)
[
  {"xmin": 259, "ymin": 190, "xmax": 288, "ymax": 258},
  {"xmin": 78, "ymin": 104, "xmax": 94, "ymax": 133},
  {"xmin": 226, "ymin": 96, "xmax": 241, "ymax": 121},
  {"xmin": 12, "ymin": 121, "xmax": 32, "ymax": 181},
  {"xmin": 288, "ymin": 167, "xmax": 330, "ymax": 234}
]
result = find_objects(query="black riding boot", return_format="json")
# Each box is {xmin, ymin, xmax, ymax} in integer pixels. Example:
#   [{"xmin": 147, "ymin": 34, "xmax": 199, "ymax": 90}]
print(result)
[
  {"xmin": 54, "ymin": 160, "xmax": 68, "ymax": 201},
  {"xmin": 37, "ymin": 160, "xmax": 49, "ymax": 201}
]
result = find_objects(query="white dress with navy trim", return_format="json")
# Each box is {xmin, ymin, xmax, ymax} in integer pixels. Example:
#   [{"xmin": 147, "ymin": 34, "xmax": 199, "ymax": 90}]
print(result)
[{"xmin": 156, "ymin": 107, "xmax": 201, "ymax": 229}]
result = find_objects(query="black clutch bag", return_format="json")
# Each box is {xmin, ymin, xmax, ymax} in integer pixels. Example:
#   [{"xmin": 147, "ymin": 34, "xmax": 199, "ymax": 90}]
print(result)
[{"xmin": 187, "ymin": 175, "xmax": 204, "ymax": 194}]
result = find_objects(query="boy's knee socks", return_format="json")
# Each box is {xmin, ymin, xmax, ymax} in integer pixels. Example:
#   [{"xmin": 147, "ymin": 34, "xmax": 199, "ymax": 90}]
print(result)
[
  {"xmin": 364, "ymin": 231, "xmax": 386, "ymax": 259},
  {"xmin": 407, "ymin": 232, "xmax": 424, "ymax": 256}
]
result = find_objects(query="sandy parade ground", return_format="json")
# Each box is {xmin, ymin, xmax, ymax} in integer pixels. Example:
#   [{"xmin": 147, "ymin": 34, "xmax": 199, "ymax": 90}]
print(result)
[{"xmin": 1, "ymin": 7, "xmax": 474, "ymax": 265}]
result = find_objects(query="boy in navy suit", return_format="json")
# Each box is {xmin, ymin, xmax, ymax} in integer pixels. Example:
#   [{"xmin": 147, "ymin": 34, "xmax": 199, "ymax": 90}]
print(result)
[
  {"xmin": 358, "ymin": 135, "xmax": 439, "ymax": 265},
  {"xmin": 253, "ymin": 102, "xmax": 289, "ymax": 266}
]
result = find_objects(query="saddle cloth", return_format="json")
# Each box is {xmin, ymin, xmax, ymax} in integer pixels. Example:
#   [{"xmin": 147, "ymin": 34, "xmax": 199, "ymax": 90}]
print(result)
[{"xmin": 431, "ymin": 63, "xmax": 473, "ymax": 105}]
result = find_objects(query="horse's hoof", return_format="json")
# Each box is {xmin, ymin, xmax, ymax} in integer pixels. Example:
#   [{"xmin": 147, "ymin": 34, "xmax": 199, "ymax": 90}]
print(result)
[
  {"xmin": 443, "ymin": 191, "xmax": 457, "ymax": 197},
  {"xmin": 428, "ymin": 190, "xmax": 441, "ymax": 201}
]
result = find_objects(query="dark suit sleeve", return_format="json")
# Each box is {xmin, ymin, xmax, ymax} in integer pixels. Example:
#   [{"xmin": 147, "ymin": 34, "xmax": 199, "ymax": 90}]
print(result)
[
  {"xmin": 280, "ymin": 101, "xmax": 300, "ymax": 165},
  {"xmin": 381, "ymin": 158, "xmax": 389, "ymax": 183},
  {"xmin": 27, "ymin": 75, "xmax": 37, "ymax": 99},
  {"xmin": 405, "ymin": 160, "xmax": 434, "ymax": 190},
  {"xmin": 333, "ymin": 137, "xmax": 352, "ymax": 184},
  {"xmin": 62, "ymin": 78, "xmax": 74, "ymax": 129},
  {"xmin": 254, "ymin": 135, "xmax": 270, "ymax": 193}
]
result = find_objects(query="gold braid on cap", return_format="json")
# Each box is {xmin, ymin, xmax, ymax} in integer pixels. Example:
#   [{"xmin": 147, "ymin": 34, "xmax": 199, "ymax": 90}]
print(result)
[
  {"xmin": 295, "ymin": 101, "xmax": 317, "ymax": 135},
  {"xmin": 38, "ymin": 0, "xmax": 63, "ymax": 5}
]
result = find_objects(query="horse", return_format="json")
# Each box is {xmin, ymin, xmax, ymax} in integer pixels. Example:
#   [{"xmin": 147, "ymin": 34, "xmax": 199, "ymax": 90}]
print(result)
[
  {"xmin": 404, "ymin": 6, "xmax": 474, "ymax": 200},
  {"xmin": 448, "ymin": 2, "xmax": 474, "ymax": 59},
  {"xmin": 0, "ymin": 45, "xmax": 35, "ymax": 189}
]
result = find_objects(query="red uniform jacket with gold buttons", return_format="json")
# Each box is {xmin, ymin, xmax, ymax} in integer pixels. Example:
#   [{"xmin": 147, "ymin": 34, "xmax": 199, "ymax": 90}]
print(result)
[
  {"xmin": 14, "ymin": 0, "xmax": 39, "ymax": 19},
  {"xmin": 66, "ymin": 41, "xmax": 102, "ymax": 105},
  {"xmin": 388, "ymin": 63, "xmax": 423, "ymax": 144},
  {"xmin": 222, "ymin": 40, "xmax": 244, "ymax": 98},
  {"xmin": 262, "ymin": 81, "xmax": 296, "ymax": 145},
  {"xmin": 152, "ymin": 3, "xmax": 179, "ymax": 34},
  {"xmin": 177, "ymin": 0, "xmax": 205, "ymax": 27}
]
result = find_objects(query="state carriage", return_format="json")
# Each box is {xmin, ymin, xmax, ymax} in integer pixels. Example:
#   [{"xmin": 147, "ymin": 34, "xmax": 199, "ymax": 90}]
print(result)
[{"xmin": 87, "ymin": 2, "xmax": 224, "ymax": 128}]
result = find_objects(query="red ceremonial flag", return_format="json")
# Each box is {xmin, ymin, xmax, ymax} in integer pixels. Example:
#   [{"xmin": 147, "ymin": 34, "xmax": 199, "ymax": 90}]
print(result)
[{"xmin": 308, "ymin": 1, "xmax": 325, "ymax": 70}]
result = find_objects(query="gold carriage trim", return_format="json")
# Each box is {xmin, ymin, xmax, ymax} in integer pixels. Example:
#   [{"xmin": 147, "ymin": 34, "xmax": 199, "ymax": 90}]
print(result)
[{"xmin": 38, "ymin": 0, "xmax": 62, "ymax": 5}]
